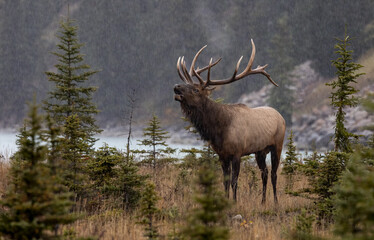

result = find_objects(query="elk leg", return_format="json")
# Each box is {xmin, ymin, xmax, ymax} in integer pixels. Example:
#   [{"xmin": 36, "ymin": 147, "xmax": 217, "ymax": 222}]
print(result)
[
  {"xmin": 255, "ymin": 151, "xmax": 268, "ymax": 204},
  {"xmin": 231, "ymin": 156, "xmax": 241, "ymax": 202},
  {"xmin": 220, "ymin": 158, "xmax": 231, "ymax": 198},
  {"xmin": 271, "ymin": 146, "xmax": 281, "ymax": 204}
]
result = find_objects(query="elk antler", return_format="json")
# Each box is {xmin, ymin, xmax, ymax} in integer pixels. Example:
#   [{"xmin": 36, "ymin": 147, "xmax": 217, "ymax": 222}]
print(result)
[{"xmin": 177, "ymin": 39, "xmax": 278, "ymax": 88}]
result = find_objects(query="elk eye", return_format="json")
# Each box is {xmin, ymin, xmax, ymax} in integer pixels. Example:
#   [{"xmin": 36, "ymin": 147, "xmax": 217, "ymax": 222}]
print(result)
[{"xmin": 193, "ymin": 89, "xmax": 199, "ymax": 93}]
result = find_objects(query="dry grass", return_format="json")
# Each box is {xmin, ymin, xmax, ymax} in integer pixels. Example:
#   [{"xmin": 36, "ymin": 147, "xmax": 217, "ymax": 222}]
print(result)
[
  {"xmin": 69, "ymin": 164, "xmax": 320, "ymax": 240},
  {"xmin": 0, "ymin": 156, "xmax": 324, "ymax": 240}
]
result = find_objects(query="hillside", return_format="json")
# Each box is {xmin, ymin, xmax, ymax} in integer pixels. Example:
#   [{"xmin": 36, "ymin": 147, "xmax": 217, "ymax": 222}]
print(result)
[
  {"xmin": 239, "ymin": 50, "xmax": 374, "ymax": 150},
  {"xmin": 0, "ymin": 0, "xmax": 374, "ymax": 128}
]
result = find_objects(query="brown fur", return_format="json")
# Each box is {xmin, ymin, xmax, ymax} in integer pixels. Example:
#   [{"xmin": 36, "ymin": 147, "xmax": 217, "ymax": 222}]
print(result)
[{"xmin": 174, "ymin": 83, "xmax": 286, "ymax": 203}]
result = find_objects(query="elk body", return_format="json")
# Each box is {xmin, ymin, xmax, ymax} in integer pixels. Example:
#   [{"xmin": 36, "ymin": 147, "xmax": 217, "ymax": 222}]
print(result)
[{"xmin": 174, "ymin": 40, "xmax": 286, "ymax": 203}]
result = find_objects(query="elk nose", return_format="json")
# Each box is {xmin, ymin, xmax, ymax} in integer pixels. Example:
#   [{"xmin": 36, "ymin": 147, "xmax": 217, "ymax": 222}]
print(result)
[{"xmin": 174, "ymin": 84, "xmax": 182, "ymax": 90}]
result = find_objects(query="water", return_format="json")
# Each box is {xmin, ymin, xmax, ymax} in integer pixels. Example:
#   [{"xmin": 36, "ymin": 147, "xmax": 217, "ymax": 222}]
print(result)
[
  {"xmin": 0, "ymin": 130, "xmax": 17, "ymax": 158},
  {"xmin": 0, "ymin": 130, "xmax": 314, "ymax": 161},
  {"xmin": 0, "ymin": 130, "xmax": 202, "ymax": 159}
]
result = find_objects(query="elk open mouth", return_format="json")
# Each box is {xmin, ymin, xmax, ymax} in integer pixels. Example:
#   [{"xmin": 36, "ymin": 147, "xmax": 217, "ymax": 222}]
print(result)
[{"xmin": 174, "ymin": 88, "xmax": 183, "ymax": 102}]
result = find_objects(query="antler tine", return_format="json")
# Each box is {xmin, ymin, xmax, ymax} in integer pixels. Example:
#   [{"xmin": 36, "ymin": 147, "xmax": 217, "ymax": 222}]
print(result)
[
  {"xmin": 252, "ymin": 64, "xmax": 278, "ymax": 87},
  {"xmin": 236, "ymin": 39, "xmax": 256, "ymax": 79},
  {"xmin": 192, "ymin": 67, "xmax": 205, "ymax": 85},
  {"xmin": 195, "ymin": 57, "xmax": 222, "ymax": 75},
  {"xmin": 204, "ymin": 39, "xmax": 279, "ymax": 87},
  {"xmin": 177, "ymin": 57, "xmax": 189, "ymax": 84},
  {"xmin": 189, "ymin": 45, "xmax": 207, "ymax": 76},
  {"xmin": 178, "ymin": 39, "xmax": 277, "ymax": 88},
  {"xmin": 181, "ymin": 57, "xmax": 194, "ymax": 84},
  {"xmin": 204, "ymin": 56, "xmax": 243, "ymax": 88},
  {"xmin": 204, "ymin": 58, "xmax": 214, "ymax": 87}
]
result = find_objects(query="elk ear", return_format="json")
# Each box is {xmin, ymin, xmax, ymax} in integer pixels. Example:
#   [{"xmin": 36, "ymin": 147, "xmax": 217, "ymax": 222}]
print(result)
[{"xmin": 205, "ymin": 87, "xmax": 216, "ymax": 96}]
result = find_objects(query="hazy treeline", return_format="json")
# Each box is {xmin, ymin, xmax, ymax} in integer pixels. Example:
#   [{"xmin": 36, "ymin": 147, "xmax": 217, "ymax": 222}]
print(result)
[{"xmin": 1, "ymin": 0, "xmax": 373, "ymax": 127}]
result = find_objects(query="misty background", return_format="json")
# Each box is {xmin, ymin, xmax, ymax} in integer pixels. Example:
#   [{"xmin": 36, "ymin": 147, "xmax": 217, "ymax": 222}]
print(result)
[{"xmin": 0, "ymin": 0, "xmax": 373, "ymax": 130}]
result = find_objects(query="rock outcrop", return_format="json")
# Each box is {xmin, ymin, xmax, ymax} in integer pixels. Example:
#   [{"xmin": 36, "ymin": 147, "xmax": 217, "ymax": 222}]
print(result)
[{"xmin": 238, "ymin": 61, "xmax": 374, "ymax": 151}]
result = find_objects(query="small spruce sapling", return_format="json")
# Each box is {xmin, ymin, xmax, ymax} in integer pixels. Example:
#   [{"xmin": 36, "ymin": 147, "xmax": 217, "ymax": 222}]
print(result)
[
  {"xmin": 282, "ymin": 130, "xmax": 299, "ymax": 192},
  {"xmin": 117, "ymin": 155, "xmax": 148, "ymax": 210},
  {"xmin": 333, "ymin": 94, "xmax": 374, "ymax": 239},
  {"xmin": 137, "ymin": 114, "xmax": 174, "ymax": 169},
  {"xmin": 287, "ymin": 209, "xmax": 319, "ymax": 240},
  {"xmin": 87, "ymin": 143, "xmax": 122, "ymax": 196},
  {"xmin": 333, "ymin": 153, "xmax": 374, "ymax": 239},
  {"xmin": 0, "ymin": 101, "xmax": 76, "ymax": 239},
  {"xmin": 137, "ymin": 181, "xmax": 160, "ymax": 240},
  {"xmin": 326, "ymin": 31, "xmax": 364, "ymax": 153},
  {"xmin": 62, "ymin": 114, "xmax": 90, "ymax": 195},
  {"xmin": 183, "ymin": 152, "xmax": 229, "ymax": 240}
]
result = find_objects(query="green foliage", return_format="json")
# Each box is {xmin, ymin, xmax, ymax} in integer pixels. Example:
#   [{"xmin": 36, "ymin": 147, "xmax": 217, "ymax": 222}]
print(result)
[
  {"xmin": 86, "ymin": 145, "xmax": 147, "ymax": 210},
  {"xmin": 326, "ymin": 31, "xmax": 364, "ymax": 153},
  {"xmin": 42, "ymin": 16, "xmax": 101, "ymax": 195},
  {"xmin": 88, "ymin": 143, "xmax": 122, "ymax": 195},
  {"xmin": 183, "ymin": 153, "xmax": 229, "ymax": 240},
  {"xmin": 299, "ymin": 152, "xmax": 348, "ymax": 224},
  {"xmin": 294, "ymin": 31, "xmax": 365, "ymax": 227},
  {"xmin": 299, "ymin": 151, "xmax": 322, "ymax": 180},
  {"xmin": 333, "ymin": 144, "xmax": 374, "ymax": 239},
  {"xmin": 117, "ymin": 155, "xmax": 148, "ymax": 210},
  {"xmin": 62, "ymin": 114, "xmax": 90, "ymax": 195},
  {"xmin": 45, "ymin": 115, "xmax": 64, "ymax": 174},
  {"xmin": 165, "ymin": 207, "xmax": 182, "ymax": 240},
  {"xmin": 242, "ymin": 156, "xmax": 259, "ymax": 192},
  {"xmin": 43, "ymin": 16, "xmax": 101, "ymax": 147},
  {"xmin": 138, "ymin": 114, "xmax": 174, "ymax": 168},
  {"xmin": 0, "ymin": 101, "xmax": 76, "ymax": 239},
  {"xmin": 180, "ymin": 148, "xmax": 202, "ymax": 169},
  {"xmin": 282, "ymin": 130, "xmax": 299, "ymax": 191},
  {"xmin": 267, "ymin": 13, "xmax": 295, "ymax": 126},
  {"xmin": 137, "ymin": 181, "xmax": 160, "ymax": 240},
  {"xmin": 295, "ymin": 209, "xmax": 315, "ymax": 236},
  {"xmin": 287, "ymin": 209, "xmax": 319, "ymax": 240}
]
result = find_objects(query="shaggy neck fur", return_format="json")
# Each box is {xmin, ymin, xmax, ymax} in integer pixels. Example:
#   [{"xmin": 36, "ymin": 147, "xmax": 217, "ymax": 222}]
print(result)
[{"xmin": 181, "ymin": 97, "xmax": 231, "ymax": 150}]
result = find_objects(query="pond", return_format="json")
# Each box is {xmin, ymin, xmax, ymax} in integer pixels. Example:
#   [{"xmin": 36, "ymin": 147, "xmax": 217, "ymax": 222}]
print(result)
[
  {"xmin": 0, "ymin": 130, "xmax": 314, "ymax": 161},
  {"xmin": 0, "ymin": 130, "xmax": 202, "ymax": 159}
]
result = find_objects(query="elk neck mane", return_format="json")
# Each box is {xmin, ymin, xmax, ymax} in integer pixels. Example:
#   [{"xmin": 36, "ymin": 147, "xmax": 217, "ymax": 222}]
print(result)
[{"xmin": 181, "ymin": 97, "xmax": 232, "ymax": 149}]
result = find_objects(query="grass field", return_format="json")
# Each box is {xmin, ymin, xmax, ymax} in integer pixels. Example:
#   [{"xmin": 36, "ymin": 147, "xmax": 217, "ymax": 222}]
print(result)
[{"xmin": 0, "ymin": 154, "xmax": 331, "ymax": 240}]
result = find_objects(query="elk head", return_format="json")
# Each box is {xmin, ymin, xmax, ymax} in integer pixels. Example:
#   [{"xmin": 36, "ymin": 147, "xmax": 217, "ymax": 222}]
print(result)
[{"xmin": 174, "ymin": 39, "xmax": 278, "ymax": 108}]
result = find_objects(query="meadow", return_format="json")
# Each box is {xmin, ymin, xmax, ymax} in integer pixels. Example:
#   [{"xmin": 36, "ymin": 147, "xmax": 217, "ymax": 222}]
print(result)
[{"xmin": 0, "ymin": 153, "xmax": 324, "ymax": 240}]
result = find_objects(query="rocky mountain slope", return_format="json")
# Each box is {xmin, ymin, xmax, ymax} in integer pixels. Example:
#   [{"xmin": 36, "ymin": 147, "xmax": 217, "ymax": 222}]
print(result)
[{"xmin": 238, "ymin": 59, "xmax": 374, "ymax": 151}]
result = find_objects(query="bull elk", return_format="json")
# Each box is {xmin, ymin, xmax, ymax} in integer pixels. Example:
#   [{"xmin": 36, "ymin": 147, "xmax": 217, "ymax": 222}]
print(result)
[{"xmin": 174, "ymin": 39, "xmax": 286, "ymax": 203}]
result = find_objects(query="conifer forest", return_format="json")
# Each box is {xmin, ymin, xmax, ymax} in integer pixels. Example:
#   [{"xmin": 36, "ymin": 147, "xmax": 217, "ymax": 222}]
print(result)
[{"xmin": 0, "ymin": 1, "xmax": 374, "ymax": 239}]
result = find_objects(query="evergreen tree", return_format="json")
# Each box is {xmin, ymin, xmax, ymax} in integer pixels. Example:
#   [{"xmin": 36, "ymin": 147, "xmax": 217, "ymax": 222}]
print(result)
[
  {"xmin": 333, "ymin": 151, "xmax": 374, "ymax": 239},
  {"xmin": 0, "ymin": 101, "xmax": 76, "ymax": 239},
  {"xmin": 267, "ymin": 13, "xmax": 295, "ymax": 127},
  {"xmin": 313, "ymin": 152, "xmax": 347, "ymax": 224},
  {"xmin": 137, "ymin": 181, "xmax": 160, "ymax": 240},
  {"xmin": 326, "ymin": 31, "xmax": 364, "ymax": 153},
  {"xmin": 183, "ymin": 153, "xmax": 229, "ymax": 240},
  {"xmin": 117, "ymin": 155, "xmax": 148, "ymax": 210},
  {"xmin": 62, "ymin": 114, "xmax": 90, "ymax": 195},
  {"xmin": 287, "ymin": 209, "xmax": 319, "ymax": 240},
  {"xmin": 45, "ymin": 115, "xmax": 63, "ymax": 175},
  {"xmin": 138, "ymin": 114, "xmax": 173, "ymax": 168},
  {"xmin": 87, "ymin": 143, "xmax": 122, "ymax": 195},
  {"xmin": 43, "ymin": 16, "xmax": 101, "ymax": 194},
  {"xmin": 333, "ymin": 94, "xmax": 374, "ymax": 239},
  {"xmin": 43, "ymin": 16, "xmax": 101, "ymax": 151},
  {"xmin": 282, "ymin": 130, "xmax": 299, "ymax": 191}
]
